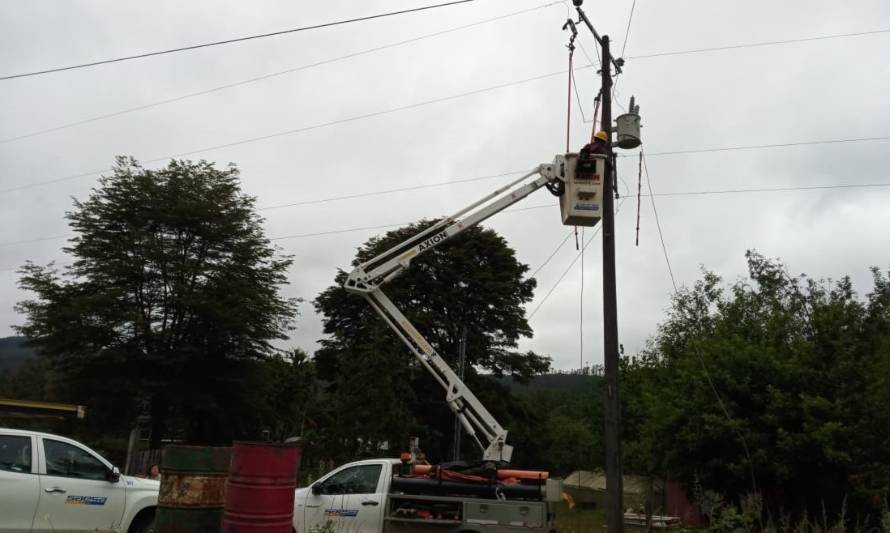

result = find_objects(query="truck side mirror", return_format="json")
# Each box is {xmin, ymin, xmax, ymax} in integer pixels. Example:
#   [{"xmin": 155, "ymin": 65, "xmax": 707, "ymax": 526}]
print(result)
[
  {"xmin": 107, "ymin": 466, "xmax": 121, "ymax": 483},
  {"xmin": 311, "ymin": 483, "xmax": 323, "ymax": 495}
]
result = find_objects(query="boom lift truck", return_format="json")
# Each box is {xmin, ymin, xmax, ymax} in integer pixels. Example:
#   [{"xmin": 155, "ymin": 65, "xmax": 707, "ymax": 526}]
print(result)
[
  {"xmin": 290, "ymin": 153, "xmax": 608, "ymax": 533},
  {"xmin": 342, "ymin": 152, "xmax": 606, "ymax": 463}
]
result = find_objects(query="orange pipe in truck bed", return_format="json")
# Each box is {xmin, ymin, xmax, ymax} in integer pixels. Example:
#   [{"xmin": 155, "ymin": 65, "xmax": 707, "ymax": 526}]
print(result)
[{"xmin": 413, "ymin": 465, "xmax": 549, "ymax": 481}]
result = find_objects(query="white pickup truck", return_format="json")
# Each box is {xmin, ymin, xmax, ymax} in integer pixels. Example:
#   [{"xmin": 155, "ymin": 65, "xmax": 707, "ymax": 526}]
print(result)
[
  {"xmin": 0, "ymin": 428, "xmax": 158, "ymax": 533},
  {"xmin": 293, "ymin": 459, "xmax": 555, "ymax": 533}
]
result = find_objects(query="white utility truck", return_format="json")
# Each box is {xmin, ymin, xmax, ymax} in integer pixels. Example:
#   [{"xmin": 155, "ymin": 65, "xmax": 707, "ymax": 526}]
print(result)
[
  {"xmin": 0, "ymin": 428, "xmax": 158, "ymax": 533},
  {"xmin": 295, "ymin": 154, "xmax": 605, "ymax": 533},
  {"xmin": 293, "ymin": 458, "xmax": 558, "ymax": 533}
]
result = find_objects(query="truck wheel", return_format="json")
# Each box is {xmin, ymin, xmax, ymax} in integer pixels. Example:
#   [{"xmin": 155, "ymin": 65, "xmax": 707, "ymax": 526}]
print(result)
[{"xmin": 128, "ymin": 508, "xmax": 156, "ymax": 533}]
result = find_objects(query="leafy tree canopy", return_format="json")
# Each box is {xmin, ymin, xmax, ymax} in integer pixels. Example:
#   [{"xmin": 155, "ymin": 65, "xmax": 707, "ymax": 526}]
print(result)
[
  {"xmin": 15, "ymin": 157, "xmax": 299, "ymax": 444},
  {"xmin": 313, "ymin": 221, "xmax": 550, "ymax": 462},
  {"xmin": 622, "ymin": 251, "xmax": 890, "ymax": 521}
]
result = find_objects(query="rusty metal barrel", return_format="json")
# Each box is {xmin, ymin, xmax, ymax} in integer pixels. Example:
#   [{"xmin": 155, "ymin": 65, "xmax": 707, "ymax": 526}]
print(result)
[
  {"xmin": 155, "ymin": 445, "xmax": 232, "ymax": 533},
  {"xmin": 221, "ymin": 442, "xmax": 301, "ymax": 533}
]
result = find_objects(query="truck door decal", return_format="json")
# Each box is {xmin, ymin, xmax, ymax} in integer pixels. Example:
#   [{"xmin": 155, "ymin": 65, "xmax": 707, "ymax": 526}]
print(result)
[
  {"xmin": 324, "ymin": 508, "xmax": 359, "ymax": 517},
  {"xmin": 65, "ymin": 495, "xmax": 108, "ymax": 506}
]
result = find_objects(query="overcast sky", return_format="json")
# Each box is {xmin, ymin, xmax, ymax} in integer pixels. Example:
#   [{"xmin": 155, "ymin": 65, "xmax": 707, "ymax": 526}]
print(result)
[{"xmin": 2, "ymin": 0, "xmax": 889, "ymax": 371}]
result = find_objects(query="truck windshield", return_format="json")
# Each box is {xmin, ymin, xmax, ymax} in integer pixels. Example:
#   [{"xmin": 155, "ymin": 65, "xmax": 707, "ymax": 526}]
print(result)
[
  {"xmin": 44, "ymin": 439, "xmax": 107, "ymax": 481},
  {"xmin": 322, "ymin": 464, "xmax": 382, "ymax": 495}
]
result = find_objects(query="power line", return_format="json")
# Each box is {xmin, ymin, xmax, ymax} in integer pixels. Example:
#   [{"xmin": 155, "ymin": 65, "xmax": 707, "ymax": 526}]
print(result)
[
  {"xmin": 0, "ymin": 0, "xmax": 476, "ymax": 82},
  {"xmin": 641, "ymin": 150, "xmax": 676, "ymax": 290},
  {"xmin": 1, "ymin": 2, "xmax": 558, "ymax": 144},
  {"xmin": 0, "ymin": 234, "xmax": 69, "ymax": 249},
  {"xmin": 570, "ymin": 66, "xmax": 588, "ymax": 124},
  {"xmin": 638, "ymin": 135, "xmax": 890, "ymax": 157},
  {"xmin": 158, "ymin": 70, "xmax": 577, "ymax": 160},
  {"xmin": 3, "ymin": 179, "xmax": 890, "ymax": 249},
  {"xmin": 0, "ymin": 203, "xmax": 558, "ymax": 268},
  {"xmin": 0, "ymin": 202, "xmax": 560, "ymax": 274},
  {"xmin": 258, "ymin": 170, "xmax": 527, "ymax": 211},
  {"xmin": 6, "ymin": 120, "xmax": 887, "ymax": 197},
  {"xmin": 1, "ymin": 169, "xmax": 534, "ymax": 248},
  {"xmin": 270, "ymin": 222, "xmax": 412, "ymax": 242},
  {"xmin": 4, "ymin": 21, "xmax": 884, "ymax": 145},
  {"xmin": 640, "ymin": 151, "xmax": 758, "ymax": 494},
  {"xmin": 644, "ymin": 181, "xmax": 890, "ymax": 198},
  {"xmin": 528, "ymin": 225, "xmax": 600, "ymax": 320},
  {"xmin": 579, "ymin": 226, "xmax": 585, "ymax": 370},
  {"xmin": 529, "ymin": 199, "xmax": 627, "ymax": 321},
  {"xmin": 620, "ymin": 0, "xmax": 638, "ymax": 58},
  {"xmin": 629, "ymin": 27, "xmax": 890, "ymax": 60},
  {"xmin": 529, "ymin": 229, "xmax": 575, "ymax": 280},
  {"xmin": 0, "ymin": 67, "xmax": 580, "ymax": 195}
]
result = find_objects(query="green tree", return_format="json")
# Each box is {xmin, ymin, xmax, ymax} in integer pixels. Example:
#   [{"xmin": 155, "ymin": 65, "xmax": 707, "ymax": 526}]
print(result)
[
  {"xmin": 15, "ymin": 157, "xmax": 299, "ymax": 445},
  {"xmin": 259, "ymin": 349, "xmax": 318, "ymax": 441},
  {"xmin": 313, "ymin": 221, "xmax": 549, "ymax": 462},
  {"xmin": 623, "ymin": 251, "xmax": 890, "ymax": 523},
  {"xmin": 513, "ymin": 387, "xmax": 603, "ymax": 475}
]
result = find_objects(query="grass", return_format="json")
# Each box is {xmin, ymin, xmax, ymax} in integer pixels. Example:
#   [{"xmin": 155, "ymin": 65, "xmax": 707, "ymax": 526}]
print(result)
[{"xmin": 554, "ymin": 500, "xmax": 606, "ymax": 533}]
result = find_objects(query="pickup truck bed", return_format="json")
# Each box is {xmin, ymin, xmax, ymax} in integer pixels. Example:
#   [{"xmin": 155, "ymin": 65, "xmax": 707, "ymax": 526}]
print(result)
[{"xmin": 386, "ymin": 493, "xmax": 548, "ymax": 533}]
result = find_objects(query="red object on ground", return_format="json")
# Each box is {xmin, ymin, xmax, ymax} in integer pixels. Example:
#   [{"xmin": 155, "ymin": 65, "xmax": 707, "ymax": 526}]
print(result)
[
  {"xmin": 413, "ymin": 465, "xmax": 549, "ymax": 482},
  {"xmin": 665, "ymin": 480, "xmax": 704, "ymax": 527},
  {"xmin": 221, "ymin": 442, "xmax": 301, "ymax": 533}
]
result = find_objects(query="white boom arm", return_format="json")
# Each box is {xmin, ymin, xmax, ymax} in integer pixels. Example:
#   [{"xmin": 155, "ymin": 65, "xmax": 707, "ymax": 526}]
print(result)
[{"xmin": 344, "ymin": 161, "xmax": 565, "ymax": 463}]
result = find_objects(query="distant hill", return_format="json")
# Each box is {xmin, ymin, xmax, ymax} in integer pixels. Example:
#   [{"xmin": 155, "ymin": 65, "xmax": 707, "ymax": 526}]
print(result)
[
  {"xmin": 0, "ymin": 336, "xmax": 35, "ymax": 372},
  {"xmin": 496, "ymin": 373, "xmax": 601, "ymax": 395}
]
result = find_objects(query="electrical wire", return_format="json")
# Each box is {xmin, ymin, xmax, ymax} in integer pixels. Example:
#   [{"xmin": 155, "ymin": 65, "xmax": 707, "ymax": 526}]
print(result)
[
  {"xmin": 3, "ymin": 179, "xmax": 890, "ymax": 249},
  {"xmin": 576, "ymin": 38, "xmax": 600, "ymax": 70},
  {"xmin": 643, "ymin": 182, "xmax": 890, "ymax": 198},
  {"xmin": 529, "ymin": 230, "xmax": 575, "ymax": 280},
  {"xmin": 633, "ymin": 135, "xmax": 890, "ymax": 158},
  {"xmin": 620, "ymin": 0, "xmax": 638, "ymax": 57},
  {"xmin": 0, "ymin": 234, "xmax": 69, "ymax": 249},
  {"xmin": 529, "ymin": 198, "xmax": 627, "ymax": 320},
  {"xmin": 0, "ymin": 1, "xmax": 476, "ymax": 81},
  {"xmin": 566, "ymin": 41, "xmax": 575, "ymax": 152},
  {"xmin": 0, "ymin": 67, "xmax": 583, "ymax": 195},
  {"xmin": 258, "ymin": 170, "xmax": 528, "ymax": 211},
  {"xmin": 635, "ymin": 151, "xmax": 643, "ymax": 246},
  {"xmin": 0, "ymin": 202, "xmax": 559, "ymax": 262},
  {"xmin": 270, "ymin": 201, "xmax": 556, "ymax": 241},
  {"xmin": 1, "ymin": 2, "xmax": 559, "ymax": 144},
  {"xmin": 629, "ymin": 28, "xmax": 890, "ymax": 60},
  {"xmin": 640, "ymin": 151, "xmax": 676, "ymax": 290},
  {"xmin": 570, "ymin": 61, "xmax": 588, "ymax": 124},
  {"xmin": 579, "ymin": 226, "xmax": 585, "ymax": 370},
  {"xmin": 6, "ymin": 119, "xmax": 886, "ymax": 198},
  {"xmin": 4, "ymin": 21, "xmax": 885, "ymax": 143},
  {"xmin": 640, "ymin": 150, "xmax": 758, "ymax": 494},
  {"xmin": 270, "ymin": 222, "xmax": 412, "ymax": 241}
]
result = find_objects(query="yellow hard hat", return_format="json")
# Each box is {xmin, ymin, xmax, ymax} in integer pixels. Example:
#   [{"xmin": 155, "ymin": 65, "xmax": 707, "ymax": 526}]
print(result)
[{"xmin": 594, "ymin": 130, "xmax": 608, "ymax": 142}]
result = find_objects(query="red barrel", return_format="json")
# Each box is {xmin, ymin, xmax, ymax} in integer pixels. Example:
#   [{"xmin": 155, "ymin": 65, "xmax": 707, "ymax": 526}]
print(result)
[{"xmin": 221, "ymin": 442, "xmax": 301, "ymax": 533}]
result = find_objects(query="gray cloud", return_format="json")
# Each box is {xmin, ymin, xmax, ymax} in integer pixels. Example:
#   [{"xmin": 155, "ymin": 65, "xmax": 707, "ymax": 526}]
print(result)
[{"xmin": 2, "ymin": 0, "xmax": 889, "ymax": 371}]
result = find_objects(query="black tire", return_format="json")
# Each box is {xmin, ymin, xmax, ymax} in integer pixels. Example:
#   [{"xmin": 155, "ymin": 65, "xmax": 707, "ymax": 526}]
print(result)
[{"xmin": 128, "ymin": 508, "xmax": 156, "ymax": 533}]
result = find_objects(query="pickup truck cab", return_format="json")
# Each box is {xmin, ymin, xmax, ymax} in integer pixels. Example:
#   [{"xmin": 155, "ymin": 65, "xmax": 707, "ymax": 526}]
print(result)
[
  {"xmin": 293, "ymin": 459, "xmax": 554, "ymax": 533},
  {"xmin": 0, "ymin": 428, "xmax": 158, "ymax": 533}
]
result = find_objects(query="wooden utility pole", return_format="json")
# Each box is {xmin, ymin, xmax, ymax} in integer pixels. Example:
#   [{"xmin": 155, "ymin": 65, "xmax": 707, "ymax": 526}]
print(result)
[
  {"xmin": 599, "ymin": 33, "xmax": 625, "ymax": 533},
  {"xmin": 574, "ymin": 3, "xmax": 626, "ymax": 526}
]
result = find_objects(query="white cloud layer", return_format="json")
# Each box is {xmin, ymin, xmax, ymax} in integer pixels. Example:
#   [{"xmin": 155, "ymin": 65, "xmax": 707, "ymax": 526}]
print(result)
[{"xmin": 2, "ymin": 0, "xmax": 889, "ymax": 370}]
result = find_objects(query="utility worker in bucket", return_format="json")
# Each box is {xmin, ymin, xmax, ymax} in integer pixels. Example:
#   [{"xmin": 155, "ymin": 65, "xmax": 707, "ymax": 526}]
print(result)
[
  {"xmin": 577, "ymin": 130, "xmax": 609, "ymax": 179},
  {"xmin": 581, "ymin": 130, "xmax": 609, "ymax": 158}
]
